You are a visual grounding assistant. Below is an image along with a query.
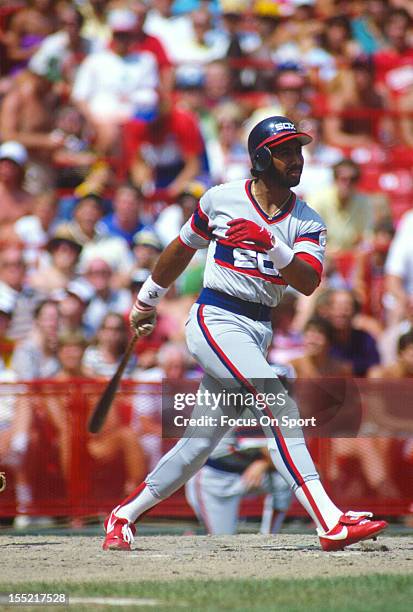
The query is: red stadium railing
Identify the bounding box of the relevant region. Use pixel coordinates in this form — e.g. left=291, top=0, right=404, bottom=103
left=0, top=379, right=412, bottom=521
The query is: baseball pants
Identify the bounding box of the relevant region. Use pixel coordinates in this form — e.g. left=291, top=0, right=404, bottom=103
left=144, top=304, right=322, bottom=510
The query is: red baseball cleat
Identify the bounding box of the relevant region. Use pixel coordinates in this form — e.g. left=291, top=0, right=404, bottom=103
left=318, top=511, right=388, bottom=552
left=102, top=507, right=136, bottom=551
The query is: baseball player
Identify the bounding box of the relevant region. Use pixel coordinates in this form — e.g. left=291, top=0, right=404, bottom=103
left=185, top=429, right=292, bottom=535
left=103, top=116, right=388, bottom=551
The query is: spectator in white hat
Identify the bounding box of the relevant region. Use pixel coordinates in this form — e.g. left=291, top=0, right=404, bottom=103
left=56, top=279, right=96, bottom=340
left=132, top=229, right=162, bottom=271
left=30, top=226, right=83, bottom=293
left=0, top=141, right=34, bottom=234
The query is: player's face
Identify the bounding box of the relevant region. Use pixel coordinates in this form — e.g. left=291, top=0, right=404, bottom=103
left=269, top=140, right=304, bottom=187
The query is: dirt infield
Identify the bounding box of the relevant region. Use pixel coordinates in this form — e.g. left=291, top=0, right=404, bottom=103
left=2, top=534, right=412, bottom=584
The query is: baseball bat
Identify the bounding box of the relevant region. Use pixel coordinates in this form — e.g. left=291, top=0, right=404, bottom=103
left=88, top=334, right=138, bottom=434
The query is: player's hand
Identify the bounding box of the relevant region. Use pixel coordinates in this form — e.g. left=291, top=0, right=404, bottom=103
left=226, top=218, right=275, bottom=251
left=241, top=459, right=269, bottom=490
left=129, top=301, right=157, bottom=337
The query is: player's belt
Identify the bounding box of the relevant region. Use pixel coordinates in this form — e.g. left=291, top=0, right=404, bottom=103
left=197, top=288, right=271, bottom=321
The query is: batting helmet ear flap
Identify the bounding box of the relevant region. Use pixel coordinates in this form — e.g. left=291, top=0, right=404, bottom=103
left=253, top=146, right=272, bottom=173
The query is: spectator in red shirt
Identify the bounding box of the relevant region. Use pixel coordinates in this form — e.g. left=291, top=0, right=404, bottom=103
left=374, top=9, right=413, bottom=100
left=399, top=85, right=413, bottom=148
left=123, top=100, right=205, bottom=199
left=353, top=219, right=394, bottom=323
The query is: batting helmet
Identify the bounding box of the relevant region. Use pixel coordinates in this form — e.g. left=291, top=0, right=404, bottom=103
left=248, top=116, right=312, bottom=174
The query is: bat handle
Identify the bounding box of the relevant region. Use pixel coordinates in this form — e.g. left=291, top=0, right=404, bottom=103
left=120, top=333, right=139, bottom=368
left=88, top=334, right=138, bottom=434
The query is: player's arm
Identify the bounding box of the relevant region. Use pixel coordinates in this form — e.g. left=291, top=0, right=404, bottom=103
left=131, top=197, right=212, bottom=336
left=274, top=257, right=320, bottom=296
left=144, top=237, right=196, bottom=298
left=131, top=238, right=196, bottom=336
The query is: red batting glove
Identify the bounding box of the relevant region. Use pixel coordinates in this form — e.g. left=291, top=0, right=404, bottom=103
left=226, top=218, right=275, bottom=251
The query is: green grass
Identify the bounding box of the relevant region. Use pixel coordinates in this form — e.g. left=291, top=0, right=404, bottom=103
left=1, top=575, right=412, bottom=612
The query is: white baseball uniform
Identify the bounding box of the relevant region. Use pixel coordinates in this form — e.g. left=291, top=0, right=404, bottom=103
left=116, top=179, right=341, bottom=534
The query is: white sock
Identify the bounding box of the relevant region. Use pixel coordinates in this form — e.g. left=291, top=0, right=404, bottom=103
left=15, top=483, right=32, bottom=511
left=295, top=479, right=342, bottom=533
left=11, top=432, right=28, bottom=454
left=115, top=483, right=158, bottom=523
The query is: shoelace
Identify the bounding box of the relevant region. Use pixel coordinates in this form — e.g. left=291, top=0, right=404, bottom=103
left=121, top=523, right=134, bottom=544
left=318, top=510, right=374, bottom=536
left=345, top=511, right=373, bottom=520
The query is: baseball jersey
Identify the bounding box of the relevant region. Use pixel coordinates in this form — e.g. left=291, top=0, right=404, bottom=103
left=179, top=179, right=326, bottom=307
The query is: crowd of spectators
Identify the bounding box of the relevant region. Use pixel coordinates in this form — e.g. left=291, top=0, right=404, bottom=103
left=1, top=0, right=413, bottom=522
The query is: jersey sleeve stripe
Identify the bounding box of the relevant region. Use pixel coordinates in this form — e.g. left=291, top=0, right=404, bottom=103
left=295, top=252, right=323, bottom=279
left=196, top=201, right=209, bottom=222
left=190, top=216, right=212, bottom=240
left=190, top=203, right=213, bottom=240
left=295, top=237, right=319, bottom=245
left=294, top=231, right=322, bottom=245
left=178, top=235, right=196, bottom=251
